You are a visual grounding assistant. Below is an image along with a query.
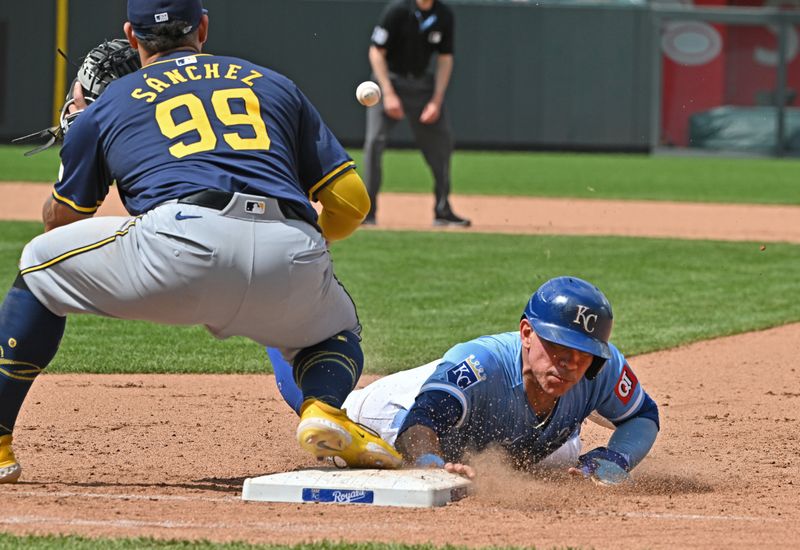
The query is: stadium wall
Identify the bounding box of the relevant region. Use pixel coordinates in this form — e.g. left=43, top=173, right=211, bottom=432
left=0, top=0, right=652, bottom=151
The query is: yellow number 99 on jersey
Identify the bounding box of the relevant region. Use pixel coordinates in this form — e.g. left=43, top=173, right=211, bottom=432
left=155, top=88, right=271, bottom=158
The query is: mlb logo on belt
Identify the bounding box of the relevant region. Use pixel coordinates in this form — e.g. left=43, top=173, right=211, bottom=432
left=245, top=200, right=266, bottom=214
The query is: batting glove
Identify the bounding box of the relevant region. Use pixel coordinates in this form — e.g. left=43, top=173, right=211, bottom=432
left=575, top=447, right=631, bottom=486
left=415, top=453, right=446, bottom=469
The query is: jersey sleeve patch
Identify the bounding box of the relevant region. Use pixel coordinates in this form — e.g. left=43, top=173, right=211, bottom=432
left=445, top=354, right=485, bottom=390
left=614, top=363, right=639, bottom=405
left=371, top=26, right=389, bottom=46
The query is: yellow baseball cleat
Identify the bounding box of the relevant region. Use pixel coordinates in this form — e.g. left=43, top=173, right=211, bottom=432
left=297, top=399, right=403, bottom=469
left=0, top=435, right=22, bottom=484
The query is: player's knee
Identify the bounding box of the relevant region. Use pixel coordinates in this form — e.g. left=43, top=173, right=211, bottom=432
left=19, top=234, right=49, bottom=268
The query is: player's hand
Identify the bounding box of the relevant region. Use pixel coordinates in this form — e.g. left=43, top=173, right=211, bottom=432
left=383, top=92, right=404, bottom=120
left=444, top=462, right=476, bottom=480
left=411, top=452, right=475, bottom=479
left=68, top=80, right=89, bottom=114
left=568, top=447, right=631, bottom=486
left=419, top=101, right=441, bottom=124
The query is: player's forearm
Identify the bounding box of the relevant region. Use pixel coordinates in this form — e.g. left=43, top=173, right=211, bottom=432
left=607, top=416, right=659, bottom=470
left=42, top=195, right=92, bottom=232
left=431, top=54, right=453, bottom=105
left=395, top=424, right=445, bottom=464
left=396, top=390, right=462, bottom=465
left=368, top=46, right=396, bottom=96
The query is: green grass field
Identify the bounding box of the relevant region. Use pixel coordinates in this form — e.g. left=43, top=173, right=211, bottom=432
left=2, top=145, right=799, bottom=204
left=2, top=220, right=797, bottom=375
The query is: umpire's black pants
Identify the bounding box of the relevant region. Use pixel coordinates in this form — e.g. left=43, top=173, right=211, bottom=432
left=362, top=73, right=454, bottom=220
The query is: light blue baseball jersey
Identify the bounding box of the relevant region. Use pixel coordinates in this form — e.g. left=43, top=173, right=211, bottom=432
left=408, top=331, right=653, bottom=465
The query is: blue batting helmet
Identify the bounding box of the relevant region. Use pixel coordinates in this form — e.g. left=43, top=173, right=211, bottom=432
left=523, top=276, right=613, bottom=380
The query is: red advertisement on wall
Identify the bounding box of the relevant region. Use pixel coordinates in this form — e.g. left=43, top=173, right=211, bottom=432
left=660, top=0, right=800, bottom=147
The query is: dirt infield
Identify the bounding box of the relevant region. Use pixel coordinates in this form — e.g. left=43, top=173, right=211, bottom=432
left=2, top=183, right=799, bottom=549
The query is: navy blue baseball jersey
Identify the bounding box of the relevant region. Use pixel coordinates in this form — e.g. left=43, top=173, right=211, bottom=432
left=404, top=331, right=658, bottom=465
left=56, top=51, right=354, bottom=218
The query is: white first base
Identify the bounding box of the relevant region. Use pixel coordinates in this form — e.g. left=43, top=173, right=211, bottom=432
left=242, top=468, right=471, bottom=508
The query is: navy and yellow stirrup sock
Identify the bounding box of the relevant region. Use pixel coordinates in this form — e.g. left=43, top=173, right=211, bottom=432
left=0, top=276, right=66, bottom=436
left=292, top=330, right=364, bottom=410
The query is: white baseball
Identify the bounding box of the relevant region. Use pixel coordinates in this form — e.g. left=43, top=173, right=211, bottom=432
left=356, top=81, right=381, bottom=107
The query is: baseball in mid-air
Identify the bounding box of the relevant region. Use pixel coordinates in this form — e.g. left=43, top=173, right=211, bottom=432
left=356, top=81, right=381, bottom=107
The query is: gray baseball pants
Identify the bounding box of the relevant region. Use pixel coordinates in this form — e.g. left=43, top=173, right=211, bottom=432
left=19, top=193, right=360, bottom=360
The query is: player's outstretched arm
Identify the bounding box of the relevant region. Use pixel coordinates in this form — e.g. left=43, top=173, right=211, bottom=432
left=395, top=424, right=476, bottom=479
left=395, top=424, right=442, bottom=463
left=569, top=415, right=659, bottom=486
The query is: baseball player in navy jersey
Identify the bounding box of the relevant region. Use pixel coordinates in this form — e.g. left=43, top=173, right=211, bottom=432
left=271, top=277, right=659, bottom=483
left=0, top=0, right=403, bottom=484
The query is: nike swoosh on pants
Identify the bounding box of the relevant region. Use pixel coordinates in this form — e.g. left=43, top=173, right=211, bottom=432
left=175, top=211, right=202, bottom=220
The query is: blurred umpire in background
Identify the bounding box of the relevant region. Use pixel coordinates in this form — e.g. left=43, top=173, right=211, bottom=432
left=363, top=0, right=470, bottom=227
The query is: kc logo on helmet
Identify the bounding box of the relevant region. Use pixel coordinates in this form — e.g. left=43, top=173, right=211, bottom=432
left=573, top=305, right=598, bottom=333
